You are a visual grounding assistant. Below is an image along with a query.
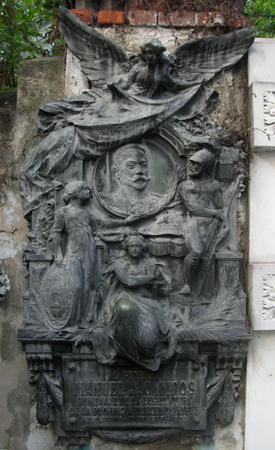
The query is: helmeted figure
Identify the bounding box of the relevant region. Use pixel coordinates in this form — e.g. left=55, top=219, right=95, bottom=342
left=179, top=149, right=224, bottom=295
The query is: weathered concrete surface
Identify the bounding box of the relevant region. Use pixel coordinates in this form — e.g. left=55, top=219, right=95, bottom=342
left=0, top=56, right=65, bottom=450
left=248, top=37, right=275, bottom=86
left=245, top=331, right=275, bottom=450
left=16, top=56, right=65, bottom=159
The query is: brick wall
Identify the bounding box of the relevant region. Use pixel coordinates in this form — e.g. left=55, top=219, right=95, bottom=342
left=71, top=0, right=249, bottom=28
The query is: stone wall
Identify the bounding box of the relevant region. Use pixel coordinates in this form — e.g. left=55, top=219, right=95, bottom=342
left=0, top=57, right=65, bottom=450
left=68, top=0, right=248, bottom=29
left=0, top=21, right=250, bottom=450
left=245, top=38, right=275, bottom=450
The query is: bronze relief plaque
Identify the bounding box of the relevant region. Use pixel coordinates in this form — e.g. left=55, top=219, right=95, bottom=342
left=62, top=358, right=207, bottom=431
left=93, top=137, right=178, bottom=218
left=18, top=8, right=254, bottom=447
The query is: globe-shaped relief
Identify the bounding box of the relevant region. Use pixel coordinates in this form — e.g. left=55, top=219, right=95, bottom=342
left=93, top=136, right=179, bottom=218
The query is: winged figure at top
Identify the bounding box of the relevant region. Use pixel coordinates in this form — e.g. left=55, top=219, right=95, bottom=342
left=19, top=7, right=254, bottom=217
left=58, top=7, right=253, bottom=99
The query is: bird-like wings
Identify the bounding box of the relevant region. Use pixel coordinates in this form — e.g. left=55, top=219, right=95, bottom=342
left=169, top=28, right=254, bottom=84
left=58, top=7, right=129, bottom=85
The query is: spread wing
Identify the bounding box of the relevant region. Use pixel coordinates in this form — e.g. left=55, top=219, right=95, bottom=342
left=169, top=28, right=254, bottom=84
left=58, top=7, right=129, bottom=84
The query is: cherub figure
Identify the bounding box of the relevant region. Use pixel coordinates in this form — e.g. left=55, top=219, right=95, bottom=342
left=119, top=38, right=200, bottom=98
left=58, top=7, right=254, bottom=101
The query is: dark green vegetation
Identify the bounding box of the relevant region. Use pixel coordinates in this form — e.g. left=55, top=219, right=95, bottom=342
left=245, top=0, right=275, bottom=37
left=0, top=0, right=69, bottom=91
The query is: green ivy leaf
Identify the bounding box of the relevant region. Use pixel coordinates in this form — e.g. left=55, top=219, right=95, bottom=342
left=20, top=50, right=33, bottom=60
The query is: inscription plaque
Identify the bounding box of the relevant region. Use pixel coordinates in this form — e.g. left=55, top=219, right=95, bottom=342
left=62, top=358, right=207, bottom=431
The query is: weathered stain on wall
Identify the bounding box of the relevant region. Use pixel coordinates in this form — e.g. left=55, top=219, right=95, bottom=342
left=0, top=56, right=65, bottom=450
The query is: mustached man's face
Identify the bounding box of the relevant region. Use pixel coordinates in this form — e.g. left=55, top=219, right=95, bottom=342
left=115, top=149, right=149, bottom=191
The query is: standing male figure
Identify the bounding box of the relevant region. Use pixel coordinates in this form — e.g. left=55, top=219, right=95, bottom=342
left=178, top=149, right=224, bottom=295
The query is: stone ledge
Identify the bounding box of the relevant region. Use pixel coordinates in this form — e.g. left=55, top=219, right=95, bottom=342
left=248, top=38, right=275, bottom=86
left=17, top=57, right=65, bottom=112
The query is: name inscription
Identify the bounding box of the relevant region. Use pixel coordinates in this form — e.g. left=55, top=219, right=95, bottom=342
left=62, top=358, right=207, bottom=431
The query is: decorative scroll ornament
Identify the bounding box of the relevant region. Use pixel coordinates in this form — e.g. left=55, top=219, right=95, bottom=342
left=263, top=273, right=275, bottom=320
left=264, top=91, right=275, bottom=136
left=18, top=9, right=254, bottom=448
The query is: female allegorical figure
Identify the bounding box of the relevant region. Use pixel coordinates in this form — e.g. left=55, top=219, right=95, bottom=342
left=97, top=232, right=176, bottom=370
left=49, top=180, right=97, bottom=325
